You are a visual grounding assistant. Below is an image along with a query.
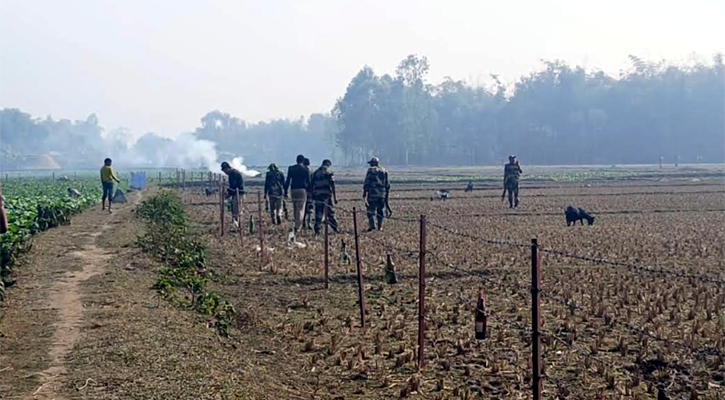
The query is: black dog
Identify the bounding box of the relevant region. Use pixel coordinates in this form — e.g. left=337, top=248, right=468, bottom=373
left=565, top=206, right=595, bottom=226
left=205, top=187, right=219, bottom=197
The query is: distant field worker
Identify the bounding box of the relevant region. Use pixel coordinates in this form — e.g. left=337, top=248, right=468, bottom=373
left=285, top=155, right=311, bottom=232
left=0, top=180, right=8, bottom=234
left=264, top=163, right=285, bottom=225
left=311, top=159, right=339, bottom=235
left=502, top=155, right=523, bottom=208
left=100, top=158, right=121, bottom=213
left=221, top=162, right=245, bottom=228
left=68, top=188, right=82, bottom=198
left=303, top=158, right=314, bottom=230
left=363, top=157, right=390, bottom=232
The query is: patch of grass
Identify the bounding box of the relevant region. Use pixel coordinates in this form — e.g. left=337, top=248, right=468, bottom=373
left=137, top=191, right=235, bottom=336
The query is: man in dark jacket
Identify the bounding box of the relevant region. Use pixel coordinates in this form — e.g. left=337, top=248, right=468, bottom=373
left=363, top=157, right=390, bottom=231
left=311, top=159, right=339, bottom=235
left=303, top=158, right=314, bottom=230
left=264, top=163, right=285, bottom=225
left=221, top=161, right=245, bottom=227
left=285, top=155, right=311, bottom=232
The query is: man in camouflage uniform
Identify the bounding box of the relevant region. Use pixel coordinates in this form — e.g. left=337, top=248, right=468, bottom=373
left=311, top=159, right=339, bottom=235
left=502, top=155, right=523, bottom=208
left=363, top=157, right=390, bottom=232
left=264, top=163, right=285, bottom=225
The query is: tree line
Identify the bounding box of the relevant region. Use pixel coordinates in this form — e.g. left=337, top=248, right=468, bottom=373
left=1, top=54, right=723, bottom=169
left=333, top=54, right=725, bottom=166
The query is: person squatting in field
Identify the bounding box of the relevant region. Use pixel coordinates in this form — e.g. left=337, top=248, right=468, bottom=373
left=264, top=163, right=285, bottom=225
left=221, top=161, right=245, bottom=228
left=100, top=158, right=121, bottom=213
left=311, top=159, right=339, bottom=235
left=363, top=157, right=391, bottom=232
left=285, top=155, right=311, bottom=232
left=502, top=155, right=523, bottom=208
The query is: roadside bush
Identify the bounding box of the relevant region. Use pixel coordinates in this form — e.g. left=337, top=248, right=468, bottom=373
left=137, top=191, right=235, bottom=336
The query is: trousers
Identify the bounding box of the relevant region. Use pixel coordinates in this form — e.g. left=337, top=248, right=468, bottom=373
left=314, top=195, right=338, bottom=234
left=366, top=197, right=385, bottom=229
left=290, top=189, right=307, bottom=231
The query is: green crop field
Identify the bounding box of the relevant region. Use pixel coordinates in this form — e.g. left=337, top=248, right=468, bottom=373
left=1, top=177, right=103, bottom=299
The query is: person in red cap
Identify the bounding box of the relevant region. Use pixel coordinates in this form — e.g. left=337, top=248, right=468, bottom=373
left=363, top=157, right=390, bottom=231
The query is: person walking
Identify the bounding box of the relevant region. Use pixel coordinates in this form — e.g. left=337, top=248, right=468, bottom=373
left=221, top=161, right=245, bottom=228
left=284, top=155, right=311, bottom=232
left=502, top=155, right=523, bottom=208
left=363, top=157, right=390, bottom=231
left=303, top=158, right=314, bottom=230
left=311, top=159, right=339, bottom=235
left=264, top=163, right=285, bottom=225
left=100, top=158, right=121, bottom=213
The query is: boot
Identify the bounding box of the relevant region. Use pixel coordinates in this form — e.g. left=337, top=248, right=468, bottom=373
left=367, top=216, right=376, bottom=232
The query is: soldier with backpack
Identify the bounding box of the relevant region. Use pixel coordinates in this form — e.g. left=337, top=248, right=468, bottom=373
left=311, top=159, right=339, bottom=235
left=264, top=163, right=285, bottom=225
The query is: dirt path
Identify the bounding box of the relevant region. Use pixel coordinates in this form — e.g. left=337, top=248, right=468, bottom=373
left=29, top=227, right=114, bottom=400
left=0, top=194, right=142, bottom=399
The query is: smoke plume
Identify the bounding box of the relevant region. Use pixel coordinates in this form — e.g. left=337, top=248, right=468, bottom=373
left=231, top=156, right=260, bottom=177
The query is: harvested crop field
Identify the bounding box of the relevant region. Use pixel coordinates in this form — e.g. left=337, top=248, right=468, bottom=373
left=169, top=166, right=725, bottom=399
left=2, top=166, right=724, bottom=400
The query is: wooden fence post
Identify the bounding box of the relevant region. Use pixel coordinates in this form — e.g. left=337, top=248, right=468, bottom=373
left=531, top=238, right=542, bottom=400
left=352, top=207, right=367, bottom=329
left=237, top=188, right=244, bottom=247
left=219, top=180, right=225, bottom=237
left=418, top=215, right=427, bottom=369
left=257, top=191, right=265, bottom=269
left=324, top=205, right=329, bottom=289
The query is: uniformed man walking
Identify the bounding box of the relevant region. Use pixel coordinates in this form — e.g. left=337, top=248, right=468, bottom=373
left=264, top=163, right=285, bottom=225
left=221, top=161, right=245, bottom=227
left=502, top=155, right=522, bottom=208
left=311, top=159, right=339, bottom=235
left=363, top=157, right=390, bottom=232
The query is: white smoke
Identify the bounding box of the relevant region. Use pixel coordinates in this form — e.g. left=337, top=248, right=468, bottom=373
left=231, top=156, right=260, bottom=177
left=99, top=131, right=260, bottom=175
left=170, top=134, right=218, bottom=171
left=108, top=132, right=220, bottom=171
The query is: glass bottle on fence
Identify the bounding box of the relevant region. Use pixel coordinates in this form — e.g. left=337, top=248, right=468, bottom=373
left=475, top=291, right=487, bottom=340
left=384, top=254, right=398, bottom=284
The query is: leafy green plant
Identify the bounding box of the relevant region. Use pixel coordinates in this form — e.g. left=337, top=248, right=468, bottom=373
left=1, top=178, right=102, bottom=298
left=137, top=191, right=235, bottom=336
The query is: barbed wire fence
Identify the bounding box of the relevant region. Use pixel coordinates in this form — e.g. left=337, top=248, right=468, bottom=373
left=174, top=173, right=722, bottom=399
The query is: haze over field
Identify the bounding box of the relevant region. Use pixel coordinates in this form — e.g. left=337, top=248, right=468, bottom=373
left=0, top=0, right=723, bottom=170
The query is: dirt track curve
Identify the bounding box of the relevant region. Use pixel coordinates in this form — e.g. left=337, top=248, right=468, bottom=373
left=0, top=192, right=142, bottom=399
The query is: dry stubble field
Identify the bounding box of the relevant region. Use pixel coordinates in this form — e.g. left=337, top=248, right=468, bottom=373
left=174, top=167, right=724, bottom=400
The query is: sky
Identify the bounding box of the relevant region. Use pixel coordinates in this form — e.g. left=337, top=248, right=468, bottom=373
left=1, top=0, right=723, bottom=139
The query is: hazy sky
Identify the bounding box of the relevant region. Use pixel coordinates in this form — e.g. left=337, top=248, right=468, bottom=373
left=1, top=0, right=723, bottom=139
